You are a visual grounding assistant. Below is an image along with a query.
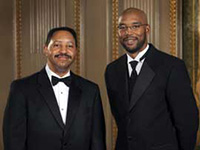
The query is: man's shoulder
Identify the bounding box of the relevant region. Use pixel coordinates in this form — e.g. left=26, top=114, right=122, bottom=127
left=106, top=54, right=126, bottom=70
left=149, top=44, right=184, bottom=64
left=11, top=70, right=42, bottom=88
left=72, top=73, right=99, bottom=90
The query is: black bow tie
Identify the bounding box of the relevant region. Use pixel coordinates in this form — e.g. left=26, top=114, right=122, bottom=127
left=51, top=76, right=72, bottom=87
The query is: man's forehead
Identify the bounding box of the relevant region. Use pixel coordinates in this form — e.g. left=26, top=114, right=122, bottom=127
left=119, top=21, right=142, bottom=25
left=51, top=32, right=75, bottom=41
left=53, top=30, right=71, bottom=35
left=49, top=39, right=75, bottom=45
left=51, top=30, right=74, bottom=39
left=118, top=15, right=143, bottom=25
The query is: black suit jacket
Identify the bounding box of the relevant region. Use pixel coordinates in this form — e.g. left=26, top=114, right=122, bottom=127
left=3, top=68, right=106, bottom=150
left=105, top=44, right=199, bottom=150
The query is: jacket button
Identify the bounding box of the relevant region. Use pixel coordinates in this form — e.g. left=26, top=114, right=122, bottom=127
left=127, top=136, right=132, bottom=141
left=64, top=143, right=67, bottom=146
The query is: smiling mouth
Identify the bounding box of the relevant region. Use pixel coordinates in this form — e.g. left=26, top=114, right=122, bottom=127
left=124, top=38, right=137, bottom=45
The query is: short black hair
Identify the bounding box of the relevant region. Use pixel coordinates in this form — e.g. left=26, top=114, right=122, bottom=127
left=45, top=26, right=78, bottom=47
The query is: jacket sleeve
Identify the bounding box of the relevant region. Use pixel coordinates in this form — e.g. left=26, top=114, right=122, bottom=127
left=3, top=81, right=27, bottom=150
left=90, top=86, right=106, bottom=150
left=166, top=60, right=199, bottom=150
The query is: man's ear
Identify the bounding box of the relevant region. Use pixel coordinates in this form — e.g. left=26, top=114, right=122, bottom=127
left=146, top=24, right=150, bottom=34
left=43, top=45, right=49, bottom=57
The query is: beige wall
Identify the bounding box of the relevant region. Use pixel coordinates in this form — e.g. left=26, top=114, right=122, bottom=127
left=0, top=0, right=182, bottom=150
left=0, top=0, right=14, bottom=149
left=83, top=0, right=112, bottom=149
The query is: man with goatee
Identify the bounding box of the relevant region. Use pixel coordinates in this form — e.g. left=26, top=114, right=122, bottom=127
left=105, top=7, right=199, bottom=150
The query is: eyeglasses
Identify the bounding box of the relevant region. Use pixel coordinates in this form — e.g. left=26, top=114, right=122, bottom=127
left=118, top=24, right=148, bottom=32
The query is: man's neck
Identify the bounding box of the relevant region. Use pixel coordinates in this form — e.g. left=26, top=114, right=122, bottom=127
left=128, top=44, right=149, bottom=59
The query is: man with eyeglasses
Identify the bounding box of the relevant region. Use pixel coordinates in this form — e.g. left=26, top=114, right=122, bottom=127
left=105, top=7, right=199, bottom=150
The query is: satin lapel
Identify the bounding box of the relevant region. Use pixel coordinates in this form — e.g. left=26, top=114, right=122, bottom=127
left=116, top=55, right=129, bottom=109
left=37, top=68, right=65, bottom=129
left=129, top=59, right=155, bottom=111
left=64, top=73, right=82, bottom=135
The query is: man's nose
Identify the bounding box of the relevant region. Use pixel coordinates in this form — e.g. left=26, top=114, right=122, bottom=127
left=125, top=27, right=133, bottom=35
left=60, top=46, right=68, bottom=52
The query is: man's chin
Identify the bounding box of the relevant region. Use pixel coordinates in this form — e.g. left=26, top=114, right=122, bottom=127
left=56, top=64, right=70, bottom=72
left=125, top=47, right=139, bottom=54
left=122, top=44, right=138, bottom=54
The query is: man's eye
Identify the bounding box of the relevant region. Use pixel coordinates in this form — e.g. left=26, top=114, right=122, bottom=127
left=132, top=25, right=140, bottom=29
left=119, top=26, right=126, bottom=30
left=68, top=45, right=73, bottom=48
left=53, top=44, right=60, bottom=47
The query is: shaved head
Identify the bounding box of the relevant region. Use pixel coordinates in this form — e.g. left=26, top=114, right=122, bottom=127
left=119, top=7, right=148, bottom=24
left=118, top=7, right=150, bottom=57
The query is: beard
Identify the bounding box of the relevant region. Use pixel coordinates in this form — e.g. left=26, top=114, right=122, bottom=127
left=121, top=34, right=147, bottom=54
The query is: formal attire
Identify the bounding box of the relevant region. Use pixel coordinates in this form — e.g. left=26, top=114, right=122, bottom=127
left=3, top=66, right=106, bottom=150
left=105, top=44, right=199, bottom=150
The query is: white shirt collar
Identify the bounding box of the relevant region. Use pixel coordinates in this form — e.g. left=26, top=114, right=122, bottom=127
left=45, top=64, right=70, bottom=83
left=126, top=44, right=149, bottom=63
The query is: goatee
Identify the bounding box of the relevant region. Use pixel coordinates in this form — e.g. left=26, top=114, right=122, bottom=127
left=121, top=34, right=147, bottom=54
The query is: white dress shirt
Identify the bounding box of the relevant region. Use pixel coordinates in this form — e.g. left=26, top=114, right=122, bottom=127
left=45, top=65, right=70, bottom=124
left=127, top=44, right=149, bottom=77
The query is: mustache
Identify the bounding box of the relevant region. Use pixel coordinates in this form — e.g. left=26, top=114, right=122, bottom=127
left=54, top=53, right=72, bottom=59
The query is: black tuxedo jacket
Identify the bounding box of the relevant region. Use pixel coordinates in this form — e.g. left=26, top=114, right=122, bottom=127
left=105, top=44, right=199, bottom=150
left=3, top=68, right=106, bottom=150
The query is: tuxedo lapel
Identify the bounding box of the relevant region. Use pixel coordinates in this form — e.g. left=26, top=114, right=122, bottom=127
left=129, top=61, right=155, bottom=111
left=37, top=68, right=65, bottom=129
left=115, top=55, right=129, bottom=109
left=64, top=72, right=82, bottom=135
left=129, top=45, right=159, bottom=111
